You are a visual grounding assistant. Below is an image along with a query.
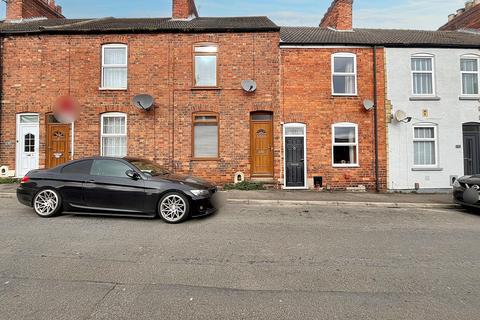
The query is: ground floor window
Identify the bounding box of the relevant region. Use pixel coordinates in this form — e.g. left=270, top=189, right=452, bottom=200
left=101, top=113, right=127, bottom=157
left=193, top=113, right=218, bottom=159
left=413, top=125, right=437, bottom=166
left=332, top=123, right=358, bottom=167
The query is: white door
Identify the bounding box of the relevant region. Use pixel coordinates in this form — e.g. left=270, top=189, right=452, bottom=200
left=16, top=114, right=40, bottom=177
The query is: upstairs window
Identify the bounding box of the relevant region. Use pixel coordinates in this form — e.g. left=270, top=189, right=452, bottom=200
left=193, top=113, right=219, bottom=159
left=332, top=123, right=358, bottom=167
left=194, top=44, right=218, bottom=87
left=413, top=125, right=437, bottom=167
left=102, top=44, right=128, bottom=89
left=461, top=56, right=479, bottom=96
left=101, top=113, right=127, bottom=157
left=332, top=53, right=357, bottom=95
left=411, top=55, right=435, bottom=96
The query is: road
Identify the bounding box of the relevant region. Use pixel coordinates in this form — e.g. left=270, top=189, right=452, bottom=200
left=0, top=196, right=479, bottom=319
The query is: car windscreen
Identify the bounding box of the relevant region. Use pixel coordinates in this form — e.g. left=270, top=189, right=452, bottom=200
left=127, top=159, right=169, bottom=177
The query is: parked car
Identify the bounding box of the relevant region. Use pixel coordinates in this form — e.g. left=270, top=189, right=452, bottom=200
left=17, top=157, right=217, bottom=223
left=453, top=176, right=480, bottom=209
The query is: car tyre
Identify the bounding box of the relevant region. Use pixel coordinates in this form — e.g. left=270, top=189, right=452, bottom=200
left=158, top=192, right=190, bottom=224
left=33, top=188, right=63, bottom=218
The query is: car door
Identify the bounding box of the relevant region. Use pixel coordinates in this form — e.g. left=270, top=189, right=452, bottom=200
left=59, top=160, right=93, bottom=208
left=83, top=159, right=146, bottom=214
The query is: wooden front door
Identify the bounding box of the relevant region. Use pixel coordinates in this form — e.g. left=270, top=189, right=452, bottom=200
left=250, top=113, right=274, bottom=177
left=46, top=116, right=71, bottom=168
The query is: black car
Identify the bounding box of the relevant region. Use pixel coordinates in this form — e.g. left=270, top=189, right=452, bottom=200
left=17, top=157, right=217, bottom=223
left=453, top=175, right=480, bottom=208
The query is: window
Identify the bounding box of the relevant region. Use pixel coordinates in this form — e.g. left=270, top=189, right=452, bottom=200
left=411, top=55, right=435, bottom=96
left=461, top=56, right=479, bottom=96
left=193, top=113, right=219, bottom=158
left=413, top=126, right=437, bottom=167
left=332, top=53, right=357, bottom=95
left=101, top=44, right=128, bottom=89
left=332, top=123, right=358, bottom=166
left=194, top=44, right=218, bottom=87
left=24, top=133, right=35, bottom=152
left=61, top=160, right=93, bottom=175
left=20, top=115, right=39, bottom=123
left=91, top=160, right=132, bottom=178
left=101, top=113, right=127, bottom=157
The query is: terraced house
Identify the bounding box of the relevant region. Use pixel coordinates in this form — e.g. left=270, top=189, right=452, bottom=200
left=1, top=0, right=480, bottom=192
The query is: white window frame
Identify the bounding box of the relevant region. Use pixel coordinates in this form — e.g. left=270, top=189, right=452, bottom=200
left=412, top=124, right=438, bottom=168
left=460, top=55, right=480, bottom=97
left=331, top=53, right=358, bottom=96
left=331, top=122, right=359, bottom=167
left=194, top=44, right=218, bottom=88
left=411, top=54, right=436, bottom=97
left=101, top=44, right=128, bottom=90
left=100, top=112, right=127, bottom=157
left=283, top=123, right=308, bottom=190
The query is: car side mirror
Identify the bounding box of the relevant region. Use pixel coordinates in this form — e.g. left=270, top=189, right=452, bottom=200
left=126, top=170, right=140, bottom=180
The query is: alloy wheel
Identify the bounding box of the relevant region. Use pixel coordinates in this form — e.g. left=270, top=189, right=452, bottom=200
left=34, top=190, right=59, bottom=217
left=160, top=194, right=187, bottom=222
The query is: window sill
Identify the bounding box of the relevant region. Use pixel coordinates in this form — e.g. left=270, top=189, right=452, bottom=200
left=99, top=87, right=128, bottom=91
left=409, top=96, right=441, bottom=101
left=459, top=96, right=480, bottom=100
left=191, top=87, right=222, bottom=91
left=191, top=158, right=220, bottom=161
left=332, top=94, right=358, bottom=97
left=332, top=164, right=360, bottom=168
left=411, top=167, right=443, bottom=171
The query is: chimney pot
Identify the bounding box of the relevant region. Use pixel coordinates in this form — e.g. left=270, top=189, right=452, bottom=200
left=448, top=13, right=456, bottom=21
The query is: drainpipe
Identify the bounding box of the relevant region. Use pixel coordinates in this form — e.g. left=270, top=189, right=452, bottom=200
left=373, top=46, right=380, bottom=192
left=0, top=36, right=3, bottom=165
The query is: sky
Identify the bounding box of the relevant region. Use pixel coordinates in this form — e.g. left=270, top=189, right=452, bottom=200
left=0, top=0, right=467, bottom=30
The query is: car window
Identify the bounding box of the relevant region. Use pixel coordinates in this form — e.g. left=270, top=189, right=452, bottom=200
left=91, top=160, right=132, bottom=178
left=61, top=160, right=93, bottom=175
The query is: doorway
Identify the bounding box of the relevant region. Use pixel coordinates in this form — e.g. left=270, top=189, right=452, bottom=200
left=250, top=112, right=274, bottom=177
left=283, top=123, right=307, bottom=188
left=463, top=123, right=480, bottom=175
left=46, top=114, right=71, bottom=168
left=16, top=114, right=40, bottom=177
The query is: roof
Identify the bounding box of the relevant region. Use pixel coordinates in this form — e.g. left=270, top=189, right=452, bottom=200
left=0, top=16, right=279, bottom=34
left=280, top=27, right=480, bottom=48
left=439, top=4, right=480, bottom=31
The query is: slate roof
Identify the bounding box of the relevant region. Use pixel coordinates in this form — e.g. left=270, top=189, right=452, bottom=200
left=281, top=27, right=480, bottom=48
left=0, top=16, right=279, bottom=34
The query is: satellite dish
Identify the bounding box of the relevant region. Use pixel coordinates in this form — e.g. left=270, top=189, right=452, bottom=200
left=394, top=110, right=412, bottom=123
left=363, top=99, right=374, bottom=111
left=241, top=80, right=257, bottom=93
left=132, top=94, right=154, bottom=111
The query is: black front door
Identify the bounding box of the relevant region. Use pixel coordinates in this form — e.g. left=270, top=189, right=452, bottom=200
left=463, top=124, right=480, bottom=175
left=285, top=137, right=305, bottom=187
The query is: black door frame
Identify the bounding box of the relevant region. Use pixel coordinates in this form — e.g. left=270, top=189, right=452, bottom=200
left=283, top=123, right=307, bottom=189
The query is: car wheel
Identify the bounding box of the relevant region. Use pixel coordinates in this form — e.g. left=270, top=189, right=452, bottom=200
left=158, top=192, right=190, bottom=224
left=33, top=189, right=63, bottom=218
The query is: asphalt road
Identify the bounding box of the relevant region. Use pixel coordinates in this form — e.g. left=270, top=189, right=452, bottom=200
left=0, top=197, right=479, bottom=320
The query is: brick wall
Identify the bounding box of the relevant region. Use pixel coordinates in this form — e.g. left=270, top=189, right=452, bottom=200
left=172, top=0, right=198, bottom=19
left=319, top=0, right=353, bottom=31
left=0, top=32, right=281, bottom=184
left=281, top=47, right=387, bottom=190
left=6, top=0, right=64, bottom=21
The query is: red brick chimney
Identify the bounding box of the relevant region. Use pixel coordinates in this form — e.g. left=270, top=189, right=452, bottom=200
left=319, top=0, right=353, bottom=31
left=6, top=0, right=64, bottom=21
left=172, top=0, right=198, bottom=20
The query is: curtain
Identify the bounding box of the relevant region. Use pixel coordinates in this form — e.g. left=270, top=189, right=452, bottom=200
left=333, top=57, right=356, bottom=94
left=103, top=47, right=127, bottom=88
left=414, top=128, right=435, bottom=166
left=412, top=58, right=433, bottom=95
left=461, top=59, right=479, bottom=95
left=104, top=48, right=127, bottom=65
left=194, top=123, right=218, bottom=158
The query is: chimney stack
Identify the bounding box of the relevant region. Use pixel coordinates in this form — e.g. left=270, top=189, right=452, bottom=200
left=319, top=0, right=353, bottom=31
left=172, top=0, right=198, bottom=20
left=6, top=0, right=64, bottom=21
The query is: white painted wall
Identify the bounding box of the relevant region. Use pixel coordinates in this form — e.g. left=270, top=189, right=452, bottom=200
left=386, top=47, right=480, bottom=190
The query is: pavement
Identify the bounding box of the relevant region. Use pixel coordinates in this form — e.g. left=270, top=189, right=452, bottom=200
left=0, top=183, right=455, bottom=208
left=0, top=197, right=479, bottom=319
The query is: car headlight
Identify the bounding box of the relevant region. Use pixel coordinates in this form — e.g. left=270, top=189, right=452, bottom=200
left=190, top=189, right=209, bottom=197
left=453, top=180, right=461, bottom=188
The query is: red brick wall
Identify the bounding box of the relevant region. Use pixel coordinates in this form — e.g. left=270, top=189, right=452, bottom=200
left=439, top=4, right=480, bottom=30
left=172, top=0, right=198, bottom=19
left=0, top=32, right=280, bottom=184
left=280, top=47, right=387, bottom=190
left=6, top=0, right=64, bottom=21
left=319, top=0, right=353, bottom=30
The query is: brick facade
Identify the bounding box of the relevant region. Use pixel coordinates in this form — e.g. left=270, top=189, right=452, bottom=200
left=172, top=0, right=198, bottom=19
left=319, top=0, right=353, bottom=31
left=6, top=0, right=63, bottom=21
left=280, top=47, right=387, bottom=190
left=0, top=32, right=281, bottom=184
